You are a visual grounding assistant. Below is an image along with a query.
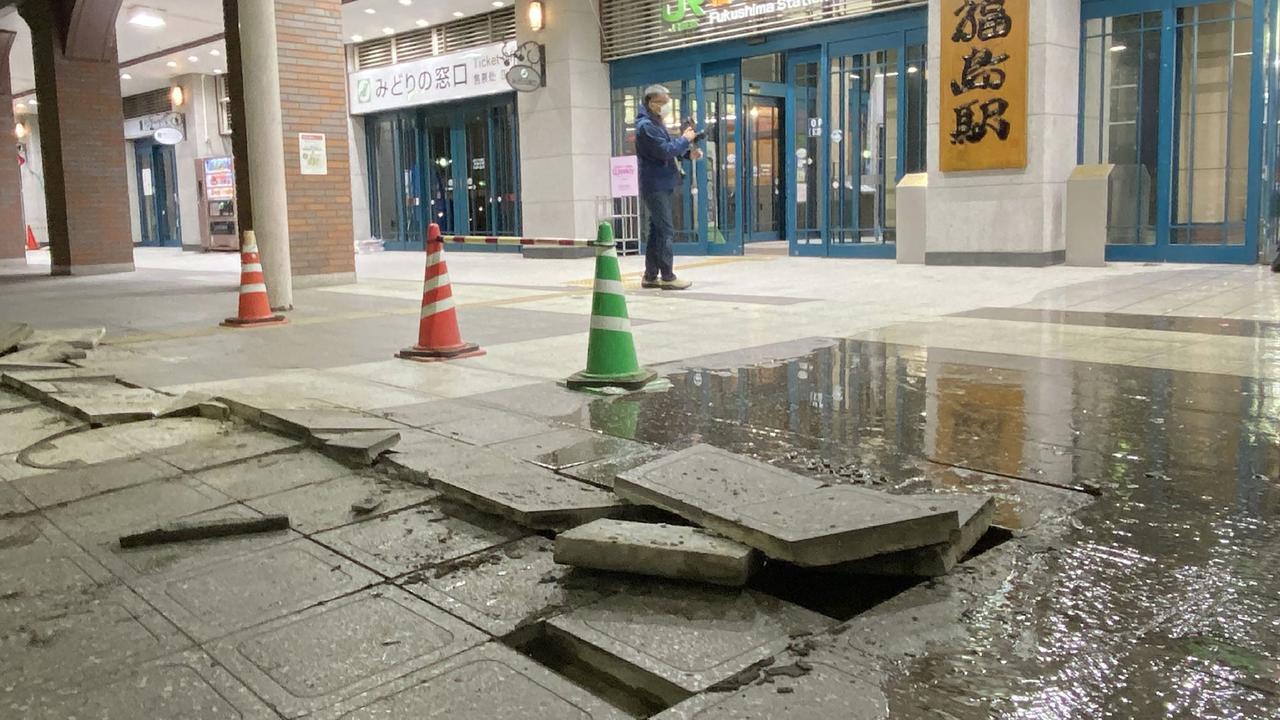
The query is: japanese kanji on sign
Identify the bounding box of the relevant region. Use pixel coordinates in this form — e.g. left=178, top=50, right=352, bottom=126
left=939, top=0, right=1029, bottom=172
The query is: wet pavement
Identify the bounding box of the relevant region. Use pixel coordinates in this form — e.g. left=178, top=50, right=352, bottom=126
left=561, top=338, right=1280, bottom=718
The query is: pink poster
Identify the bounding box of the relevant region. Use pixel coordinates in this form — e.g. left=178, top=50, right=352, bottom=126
left=610, top=156, right=639, bottom=198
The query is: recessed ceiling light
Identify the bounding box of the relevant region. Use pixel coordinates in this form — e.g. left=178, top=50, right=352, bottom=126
left=492, top=1, right=504, bottom=6
left=415, top=19, right=429, bottom=27
left=399, top=0, right=412, bottom=5
left=187, top=55, right=199, bottom=62
left=382, top=27, right=394, bottom=35
left=120, top=72, right=132, bottom=80
left=127, top=8, right=166, bottom=28
left=213, top=68, right=224, bottom=74
left=209, top=49, right=221, bottom=56
left=453, top=10, right=465, bottom=17
left=351, top=34, right=364, bottom=42
left=27, top=99, right=36, bottom=106
left=15, top=103, right=26, bottom=111
left=166, top=60, right=177, bottom=68
left=364, top=7, right=376, bottom=14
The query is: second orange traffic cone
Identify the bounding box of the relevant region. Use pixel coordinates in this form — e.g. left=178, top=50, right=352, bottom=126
left=221, top=231, right=287, bottom=328
left=25, top=226, right=37, bottom=250
left=397, top=223, right=484, bottom=362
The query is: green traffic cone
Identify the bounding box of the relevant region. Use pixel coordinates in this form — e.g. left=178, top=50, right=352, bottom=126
left=566, top=223, right=657, bottom=391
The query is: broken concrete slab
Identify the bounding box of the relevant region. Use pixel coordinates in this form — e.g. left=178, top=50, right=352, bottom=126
left=561, top=449, right=669, bottom=490
left=206, top=586, right=487, bottom=719
left=831, top=494, right=996, bottom=577
left=11, top=455, right=181, bottom=508
left=1, top=368, right=120, bottom=400
left=556, top=519, right=757, bottom=587
left=0, top=322, right=33, bottom=354
left=652, top=659, right=887, bottom=720
left=489, top=428, right=655, bottom=471
left=119, top=514, right=291, bottom=549
left=391, top=442, right=626, bottom=530
left=246, top=472, right=437, bottom=535
left=45, top=386, right=175, bottom=426
left=157, top=392, right=231, bottom=420
left=133, top=539, right=380, bottom=642
left=151, top=427, right=299, bottom=472
left=255, top=408, right=404, bottom=441
left=22, top=417, right=231, bottom=470
left=382, top=399, right=560, bottom=446
left=192, top=450, right=352, bottom=501
left=312, top=502, right=525, bottom=578
left=22, top=326, right=106, bottom=350
left=0, top=405, right=81, bottom=455
left=0, top=481, right=35, bottom=518
left=616, top=445, right=960, bottom=566
left=317, top=429, right=402, bottom=466
left=0, top=389, right=35, bottom=411
left=545, top=584, right=830, bottom=705
left=309, top=643, right=630, bottom=720
left=1, top=649, right=281, bottom=720
left=402, top=536, right=616, bottom=637
left=0, top=342, right=87, bottom=366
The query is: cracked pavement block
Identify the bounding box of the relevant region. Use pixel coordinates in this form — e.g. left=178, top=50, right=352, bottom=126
left=489, top=428, right=655, bottom=471
left=25, top=417, right=232, bottom=470
left=546, top=584, right=830, bottom=704
left=207, top=586, right=486, bottom=718
left=193, top=450, right=353, bottom=501
left=23, top=326, right=106, bottom=350
left=135, top=539, right=381, bottom=642
left=0, top=405, right=81, bottom=455
left=382, top=400, right=559, bottom=446
left=247, top=473, right=437, bottom=535
left=0, top=389, right=35, bottom=411
left=1, top=649, right=279, bottom=720
left=257, top=408, right=404, bottom=440
left=45, top=386, right=175, bottom=426
left=314, top=502, right=525, bottom=579
left=317, top=429, right=402, bottom=465
left=402, top=536, right=615, bottom=637
left=43, top=477, right=235, bottom=544
left=151, top=428, right=300, bottom=472
left=555, top=519, right=758, bottom=587
left=833, top=493, right=996, bottom=577
left=1, top=368, right=118, bottom=399
left=310, top=643, right=631, bottom=720
left=561, top=449, right=669, bottom=490
left=653, top=660, right=887, bottom=720
left=11, top=455, right=181, bottom=509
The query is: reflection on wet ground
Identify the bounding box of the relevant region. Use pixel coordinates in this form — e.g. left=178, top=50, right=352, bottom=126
left=576, top=338, right=1280, bottom=718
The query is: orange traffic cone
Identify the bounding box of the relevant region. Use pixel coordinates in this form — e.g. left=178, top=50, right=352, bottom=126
left=25, top=226, right=37, bottom=250
left=397, top=223, right=483, bottom=362
left=221, top=231, right=287, bottom=328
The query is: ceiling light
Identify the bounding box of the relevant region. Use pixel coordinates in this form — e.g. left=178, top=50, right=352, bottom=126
left=209, top=49, right=221, bottom=57
left=351, top=34, right=364, bottom=42
left=1109, top=44, right=1127, bottom=52
left=399, top=0, right=412, bottom=5
left=187, top=55, right=199, bottom=62
left=166, top=60, right=177, bottom=68
left=492, top=1, right=505, bottom=6
left=364, top=7, right=376, bottom=14
left=382, top=27, right=394, bottom=35
left=127, top=8, right=166, bottom=28
left=453, top=11, right=465, bottom=17
left=415, top=19, right=429, bottom=27
left=120, top=73, right=132, bottom=80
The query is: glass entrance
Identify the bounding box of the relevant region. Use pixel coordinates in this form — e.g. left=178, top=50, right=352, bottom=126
left=1081, top=0, right=1263, bottom=263
left=134, top=140, right=180, bottom=247
left=744, top=96, right=784, bottom=242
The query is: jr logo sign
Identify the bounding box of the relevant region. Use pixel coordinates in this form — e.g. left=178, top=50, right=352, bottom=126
left=662, top=0, right=706, bottom=31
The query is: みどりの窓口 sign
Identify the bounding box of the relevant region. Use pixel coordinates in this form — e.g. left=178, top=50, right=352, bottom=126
left=939, top=0, right=1029, bottom=172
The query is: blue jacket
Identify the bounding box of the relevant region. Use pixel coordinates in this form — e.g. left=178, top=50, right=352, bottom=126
left=635, top=109, right=691, bottom=194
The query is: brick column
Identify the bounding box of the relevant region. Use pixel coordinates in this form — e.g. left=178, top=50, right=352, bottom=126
left=0, top=31, right=26, bottom=266
left=21, top=1, right=134, bottom=276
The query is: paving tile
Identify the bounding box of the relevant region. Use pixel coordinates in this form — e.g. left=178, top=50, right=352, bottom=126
left=0, top=389, right=35, bottom=411
left=382, top=399, right=559, bottom=446
left=1, top=649, right=279, bottom=720
left=11, top=455, right=181, bottom=509
left=247, top=473, right=438, bottom=535
left=489, top=428, right=654, bottom=470
left=45, top=386, right=175, bottom=426
left=23, top=417, right=232, bottom=470
left=207, top=586, right=486, bottom=718
left=0, top=584, right=189, bottom=694
left=314, top=502, right=526, bottom=579
left=546, top=584, right=831, bottom=703
left=317, top=429, right=402, bottom=465
left=0, top=481, right=34, bottom=518
left=617, top=446, right=960, bottom=566
left=310, top=642, right=630, bottom=720
left=0, top=517, right=118, bottom=631
left=0, top=405, right=80, bottom=455
left=653, top=660, right=886, bottom=720
left=0, top=454, right=49, bottom=483
left=152, top=428, right=300, bottom=472
left=834, top=494, right=995, bottom=577
left=555, top=520, right=757, bottom=587
left=257, top=407, right=405, bottom=441
left=44, top=477, right=235, bottom=545
left=402, top=536, right=616, bottom=637
left=192, top=449, right=353, bottom=501
left=135, top=539, right=380, bottom=642
left=561, top=449, right=670, bottom=489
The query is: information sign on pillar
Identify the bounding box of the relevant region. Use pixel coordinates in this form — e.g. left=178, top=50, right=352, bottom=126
left=938, top=0, right=1029, bottom=172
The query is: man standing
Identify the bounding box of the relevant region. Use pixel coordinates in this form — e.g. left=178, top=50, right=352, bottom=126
left=636, top=85, right=700, bottom=290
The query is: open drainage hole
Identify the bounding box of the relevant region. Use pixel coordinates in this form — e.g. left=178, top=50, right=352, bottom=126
left=503, top=621, right=689, bottom=719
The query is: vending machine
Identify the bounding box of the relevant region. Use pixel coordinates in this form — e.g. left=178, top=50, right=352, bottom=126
left=196, top=156, right=238, bottom=251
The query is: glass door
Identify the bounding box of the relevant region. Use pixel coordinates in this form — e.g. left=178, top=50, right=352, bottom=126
left=789, top=50, right=822, bottom=256
left=134, top=140, right=180, bottom=247
left=1081, top=0, right=1263, bottom=263
left=827, top=35, right=901, bottom=258
left=744, top=96, right=784, bottom=242
left=398, top=115, right=425, bottom=249
left=702, top=67, right=743, bottom=255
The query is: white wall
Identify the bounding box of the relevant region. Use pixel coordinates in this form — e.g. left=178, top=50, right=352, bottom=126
left=175, top=73, right=234, bottom=250
left=348, top=114, right=372, bottom=245
left=16, top=112, right=47, bottom=247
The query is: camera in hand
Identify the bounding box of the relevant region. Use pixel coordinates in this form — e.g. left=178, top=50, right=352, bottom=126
left=682, top=117, right=707, bottom=143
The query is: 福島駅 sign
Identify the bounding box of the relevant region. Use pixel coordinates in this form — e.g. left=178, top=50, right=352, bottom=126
left=349, top=41, right=518, bottom=115
left=662, top=0, right=822, bottom=34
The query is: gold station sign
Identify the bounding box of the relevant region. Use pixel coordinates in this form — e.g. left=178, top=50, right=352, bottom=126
left=938, top=0, right=1029, bottom=172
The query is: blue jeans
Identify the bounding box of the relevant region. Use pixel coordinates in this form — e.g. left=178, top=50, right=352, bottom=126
left=642, top=190, right=676, bottom=282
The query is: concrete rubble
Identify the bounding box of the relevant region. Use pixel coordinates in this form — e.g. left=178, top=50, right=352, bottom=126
left=556, top=519, right=758, bottom=587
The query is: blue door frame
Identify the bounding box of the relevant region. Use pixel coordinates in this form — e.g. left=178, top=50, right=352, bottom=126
left=610, top=7, right=927, bottom=258
left=134, top=140, right=181, bottom=248
left=1081, top=0, right=1270, bottom=264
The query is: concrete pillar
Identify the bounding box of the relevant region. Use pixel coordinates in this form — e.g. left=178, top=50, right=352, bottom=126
left=924, top=0, right=1080, bottom=267
left=20, top=0, right=135, bottom=275
left=895, top=173, right=928, bottom=265
left=1065, top=164, right=1111, bottom=267
left=515, top=0, right=613, bottom=239
left=234, top=0, right=294, bottom=308
left=0, top=31, right=25, bottom=266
